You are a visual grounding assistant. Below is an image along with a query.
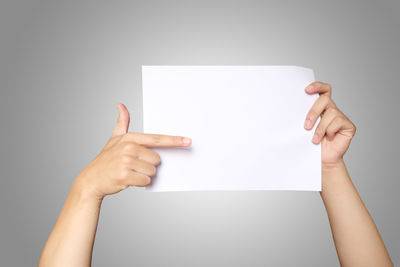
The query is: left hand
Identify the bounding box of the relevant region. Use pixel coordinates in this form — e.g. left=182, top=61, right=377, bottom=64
left=304, top=82, right=356, bottom=169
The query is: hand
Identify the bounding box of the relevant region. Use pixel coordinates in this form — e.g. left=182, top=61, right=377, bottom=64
left=304, top=82, right=356, bottom=169
left=73, top=103, right=192, bottom=199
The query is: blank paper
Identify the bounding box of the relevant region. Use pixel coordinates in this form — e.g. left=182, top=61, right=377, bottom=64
left=142, top=66, right=321, bottom=191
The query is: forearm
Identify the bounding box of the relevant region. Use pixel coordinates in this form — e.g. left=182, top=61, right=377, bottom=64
left=38, top=180, right=102, bottom=267
left=321, top=159, right=392, bottom=267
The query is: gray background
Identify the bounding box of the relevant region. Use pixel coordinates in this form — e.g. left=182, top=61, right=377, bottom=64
left=0, top=0, right=399, bottom=266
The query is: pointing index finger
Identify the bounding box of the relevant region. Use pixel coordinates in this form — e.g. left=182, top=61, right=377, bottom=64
left=124, top=132, right=192, bottom=148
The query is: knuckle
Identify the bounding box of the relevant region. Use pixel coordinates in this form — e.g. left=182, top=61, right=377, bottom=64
left=119, top=169, right=131, bottom=182
left=152, top=135, right=162, bottom=146
left=327, top=106, right=339, bottom=116
left=153, top=152, right=161, bottom=165
left=314, top=81, right=322, bottom=86
left=336, top=116, right=345, bottom=123
left=122, top=143, right=136, bottom=153
left=326, top=83, right=332, bottom=91
left=315, top=124, right=324, bottom=135
left=174, top=136, right=183, bottom=144
left=320, top=94, right=330, bottom=103
left=148, top=165, right=157, bottom=176
left=307, top=111, right=318, bottom=120
left=121, top=155, right=132, bottom=164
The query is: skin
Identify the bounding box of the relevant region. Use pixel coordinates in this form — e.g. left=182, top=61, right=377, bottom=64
left=304, top=82, right=393, bottom=267
left=38, top=84, right=393, bottom=267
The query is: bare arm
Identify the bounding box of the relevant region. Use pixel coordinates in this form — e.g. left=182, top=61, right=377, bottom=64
left=38, top=104, right=192, bottom=267
left=38, top=185, right=102, bottom=267
left=304, top=82, right=393, bottom=267
left=321, top=160, right=392, bottom=267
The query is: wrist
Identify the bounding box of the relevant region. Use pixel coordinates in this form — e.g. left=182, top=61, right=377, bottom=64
left=321, top=158, right=352, bottom=194
left=322, top=158, right=346, bottom=173
left=71, top=174, right=105, bottom=204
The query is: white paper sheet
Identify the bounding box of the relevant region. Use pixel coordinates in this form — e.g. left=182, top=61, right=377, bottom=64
left=142, top=66, right=321, bottom=191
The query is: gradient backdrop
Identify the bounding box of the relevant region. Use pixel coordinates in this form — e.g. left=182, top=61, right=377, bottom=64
left=0, top=0, right=399, bottom=266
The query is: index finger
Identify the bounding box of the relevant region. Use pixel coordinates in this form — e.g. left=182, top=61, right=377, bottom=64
left=124, top=132, right=192, bottom=148
left=305, top=81, right=332, bottom=97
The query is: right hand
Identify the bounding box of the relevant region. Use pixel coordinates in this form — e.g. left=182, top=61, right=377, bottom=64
left=73, top=103, right=191, bottom=199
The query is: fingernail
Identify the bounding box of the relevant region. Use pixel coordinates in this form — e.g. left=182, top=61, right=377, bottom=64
left=304, top=119, right=312, bottom=129
left=182, top=137, right=192, bottom=146
left=312, top=134, right=319, bottom=144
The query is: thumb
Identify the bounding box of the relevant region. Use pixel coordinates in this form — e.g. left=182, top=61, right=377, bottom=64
left=112, top=103, right=130, bottom=136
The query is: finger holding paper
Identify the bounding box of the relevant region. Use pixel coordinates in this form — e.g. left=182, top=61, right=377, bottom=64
left=304, top=82, right=356, bottom=166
